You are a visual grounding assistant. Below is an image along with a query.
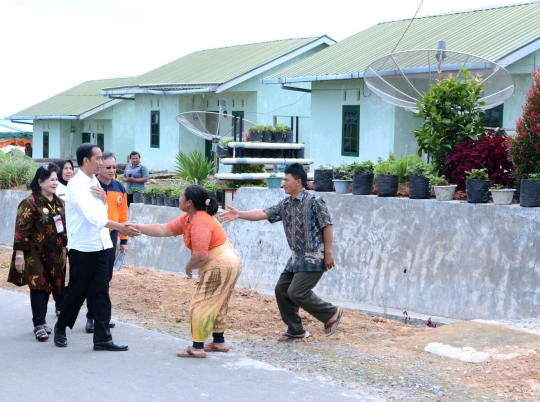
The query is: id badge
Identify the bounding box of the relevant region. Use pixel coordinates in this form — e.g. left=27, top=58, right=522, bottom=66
left=53, top=215, right=64, bottom=233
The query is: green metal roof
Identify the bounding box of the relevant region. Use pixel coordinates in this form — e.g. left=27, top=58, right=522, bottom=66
left=264, top=2, right=540, bottom=83
left=7, top=77, right=131, bottom=119
left=101, top=37, right=328, bottom=93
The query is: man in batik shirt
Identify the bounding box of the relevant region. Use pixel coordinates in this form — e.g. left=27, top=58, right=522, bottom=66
left=220, top=163, right=343, bottom=341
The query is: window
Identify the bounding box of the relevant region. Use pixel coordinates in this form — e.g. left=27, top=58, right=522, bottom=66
left=150, top=111, right=160, bottom=148
left=43, top=132, right=49, bottom=158
left=342, top=105, right=359, bottom=156
left=482, top=104, right=503, bottom=128
left=97, top=133, right=104, bottom=151
left=82, top=132, right=91, bottom=143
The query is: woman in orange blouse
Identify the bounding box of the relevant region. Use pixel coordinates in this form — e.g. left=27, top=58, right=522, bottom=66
left=133, top=184, right=242, bottom=358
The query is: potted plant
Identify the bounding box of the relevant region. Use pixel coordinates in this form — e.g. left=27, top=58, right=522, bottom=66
left=465, top=168, right=490, bottom=203
left=406, top=162, right=433, bottom=200
left=249, top=125, right=264, bottom=142
left=148, top=188, right=159, bottom=205
left=350, top=161, right=375, bottom=195
left=374, top=154, right=399, bottom=197
left=520, top=173, right=540, bottom=207
left=266, top=173, right=282, bottom=189
left=131, top=187, right=143, bottom=203
left=429, top=175, right=457, bottom=201
left=153, top=188, right=165, bottom=206
left=490, top=184, right=516, bottom=205
left=217, top=139, right=232, bottom=157
left=296, top=142, right=305, bottom=159
left=142, top=189, right=153, bottom=205
left=333, top=172, right=352, bottom=194
left=314, top=164, right=333, bottom=192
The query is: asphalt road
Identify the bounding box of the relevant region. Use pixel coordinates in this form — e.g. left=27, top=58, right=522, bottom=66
left=0, top=288, right=381, bottom=402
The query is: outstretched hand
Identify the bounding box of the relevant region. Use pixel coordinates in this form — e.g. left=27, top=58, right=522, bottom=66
left=220, top=205, right=239, bottom=223
left=119, top=221, right=140, bottom=237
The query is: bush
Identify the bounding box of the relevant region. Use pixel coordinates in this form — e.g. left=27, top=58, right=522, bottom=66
left=443, top=132, right=514, bottom=190
left=507, top=67, right=540, bottom=180
left=174, top=150, right=213, bottom=184
left=413, top=68, right=487, bottom=173
left=374, top=153, right=398, bottom=177
left=0, top=150, right=35, bottom=189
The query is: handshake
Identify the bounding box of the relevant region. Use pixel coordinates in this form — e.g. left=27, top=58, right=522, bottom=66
left=117, top=221, right=140, bottom=237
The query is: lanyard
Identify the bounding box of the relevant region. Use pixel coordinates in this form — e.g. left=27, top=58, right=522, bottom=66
left=47, top=203, right=56, bottom=215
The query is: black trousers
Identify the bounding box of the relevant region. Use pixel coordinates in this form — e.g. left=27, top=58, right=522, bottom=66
left=30, top=289, right=50, bottom=327
left=86, top=230, right=117, bottom=319
left=57, top=248, right=112, bottom=343
left=274, top=270, right=337, bottom=335
left=126, top=194, right=133, bottom=207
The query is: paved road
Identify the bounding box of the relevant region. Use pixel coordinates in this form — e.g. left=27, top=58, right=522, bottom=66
left=0, top=289, right=381, bottom=402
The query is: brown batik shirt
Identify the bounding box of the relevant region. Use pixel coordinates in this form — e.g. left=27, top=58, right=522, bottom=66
left=264, top=189, right=332, bottom=273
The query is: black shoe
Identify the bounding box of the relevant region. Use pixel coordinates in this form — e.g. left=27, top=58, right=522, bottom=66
left=109, top=322, right=115, bottom=328
left=85, top=318, right=94, bottom=334
left=54, top=324, right=67, bottom=348
left=93, top=340, right=128, bottom=351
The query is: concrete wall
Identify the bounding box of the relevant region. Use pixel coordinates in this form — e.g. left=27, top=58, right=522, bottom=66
left=3, top=187, right=540, bottom=321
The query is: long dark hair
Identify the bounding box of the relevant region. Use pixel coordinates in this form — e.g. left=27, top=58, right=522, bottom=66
left=54, top=159, right=74, bottom=186
left=184, top=184, right=219, bottom=216
left=30, top=163, right=59, bottom=195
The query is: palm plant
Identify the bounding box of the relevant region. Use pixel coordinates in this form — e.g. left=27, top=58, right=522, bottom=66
left=174, top=150, right=213, bottom=184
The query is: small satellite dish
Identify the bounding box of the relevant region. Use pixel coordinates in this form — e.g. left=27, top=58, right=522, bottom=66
left=363, top=47, right=514, bottom=112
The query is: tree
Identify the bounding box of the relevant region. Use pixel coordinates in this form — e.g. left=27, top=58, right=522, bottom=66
left=412, top=68, right=487, bottom=173
left=507, top=67, right=540, bottom=180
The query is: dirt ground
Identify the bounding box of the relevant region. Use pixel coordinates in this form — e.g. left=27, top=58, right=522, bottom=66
left=1, top=249, right=539, bottom=401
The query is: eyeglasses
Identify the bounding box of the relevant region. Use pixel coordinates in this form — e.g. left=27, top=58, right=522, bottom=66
left=104, top=165, right=117, bottom=170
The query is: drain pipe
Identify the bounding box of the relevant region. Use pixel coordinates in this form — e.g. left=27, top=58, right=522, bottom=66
left=280, top=84, right=311, bottom=93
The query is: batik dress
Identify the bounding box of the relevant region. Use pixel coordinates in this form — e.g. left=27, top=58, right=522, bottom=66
left=7, top=193, right=67, bottom=295
left=166, top=211, right=242, bottom=342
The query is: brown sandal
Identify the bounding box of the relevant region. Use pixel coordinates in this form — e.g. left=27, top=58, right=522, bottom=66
left=277, top=331, right=311, bottom=342
left=324, top=308, right=344, bottom=337
left=177, top=347, right=206, bottom=358
left=33, top=325, right=49, bottom=342
left=204, top=342, right=229, bottom=352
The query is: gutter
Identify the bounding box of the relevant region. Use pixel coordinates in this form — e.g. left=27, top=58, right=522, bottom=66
left=262, top=72, right=363, bottom=85
left=98, top=87, right=217, bottom=96
left=6, top=115, right=78, bottom=120
left=281, top=84, right=311, bottom=93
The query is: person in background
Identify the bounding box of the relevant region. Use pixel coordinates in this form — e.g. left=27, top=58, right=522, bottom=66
left=130, top=184, right=242, bottom=358
left=54, top=143, right=139, bottom=351
left=55, top=159, right=74, bottom=201
left=122, top=151, right=149, bottom=207
left=220, top=163, right=343, bottom=342
left=8, top=163, right=67, bottom=342
left=84, top=151, right=128, bottom=334
left=25, top=142, right=33, bottom=157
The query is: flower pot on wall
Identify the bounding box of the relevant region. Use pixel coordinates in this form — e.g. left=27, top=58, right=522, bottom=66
left=155, top=194, right=165, bottom=206
left=434, top=185, right=457, bottom=201
left=490, top=189, right=515, bottom=205
left=408, top=175, right=430, bottom=199
left=284, top=130, right=294, bottom=143
left=466, top=178, right=490, bottom=203
left=352, top=172, right=374, bottom=195
left=333, top=179, right=352, bottom=194
left=262, top=131, right=272, bottom=142
left=143, top=194, right=152, bottom=205
left=314, top=169, right=334, bottom=192
left=132, top=192, right=143, bottom=203
left=377, top=174, right=399, bottom=197
left=272, top=132, right=284, bottom=143
left=250, top=130, right=262, bottom=142
left=520, top=179, right=540, bottom=207
left=266, top=177, right=282, bottom=189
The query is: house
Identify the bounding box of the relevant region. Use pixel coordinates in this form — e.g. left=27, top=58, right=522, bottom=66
left=6, top=37, right=334, bottom=169
left=262, top=2, right=540, bottom=167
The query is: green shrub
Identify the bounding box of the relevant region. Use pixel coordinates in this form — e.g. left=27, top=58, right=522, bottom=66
left=374, top=153, right=398, bottom=177
left=0, top=150, right=35, bottom=189
left=174, top=150, right=212, bottom=184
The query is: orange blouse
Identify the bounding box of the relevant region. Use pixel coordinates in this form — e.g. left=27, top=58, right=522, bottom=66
left=165, top=211, right=227, bottom=254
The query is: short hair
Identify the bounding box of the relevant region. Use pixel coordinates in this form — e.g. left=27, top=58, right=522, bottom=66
left=76, top=143, right=100, bottom=166
left=102, top=151, right=115, bottom=161
left=129, top=151, right=141, bottom=158
left=30, top=163, right=59, bottom=194
left=183, top=184, right=219, bottom=216
left=284, top=163, right=307, bottom=186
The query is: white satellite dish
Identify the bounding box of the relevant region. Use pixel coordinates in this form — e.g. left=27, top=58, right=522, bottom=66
left=363, top=45, right=514, bottom=113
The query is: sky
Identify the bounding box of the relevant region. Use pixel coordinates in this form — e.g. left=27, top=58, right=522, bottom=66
left=0, top=0, right=534, bottom=125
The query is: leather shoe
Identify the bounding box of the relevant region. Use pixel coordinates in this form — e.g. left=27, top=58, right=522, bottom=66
left=85, top=318, right=94, bottom=333
left=93, top=340, right=128, bottom=351
left=54, top=324, right=67, bottom=348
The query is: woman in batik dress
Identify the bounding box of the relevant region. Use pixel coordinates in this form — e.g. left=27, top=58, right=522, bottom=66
left=8, top=163, right=67, bottom=342
left=133, top=184, right=242, bottom=358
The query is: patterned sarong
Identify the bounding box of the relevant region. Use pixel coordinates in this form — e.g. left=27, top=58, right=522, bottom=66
left=190, top=241, right=242, bottom=342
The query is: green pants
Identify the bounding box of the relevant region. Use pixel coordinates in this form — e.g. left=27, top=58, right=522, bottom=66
left=274, top=270, right=337, bottom=335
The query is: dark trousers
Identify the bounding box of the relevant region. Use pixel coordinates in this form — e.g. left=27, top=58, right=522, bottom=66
left=30, top=289, right=50, bottom=326
left=86, top=230, right=117, bottom=319
left=52, top=268, right=66, bottom=313
left=57, top=248, right=112, bottom=343
left=275, top=270, right=337, bottom=335
left=126, top=194, right=133, bottom=207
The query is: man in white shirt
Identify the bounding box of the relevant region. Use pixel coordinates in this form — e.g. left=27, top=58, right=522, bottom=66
left=54, top=143, right=140, bottom=351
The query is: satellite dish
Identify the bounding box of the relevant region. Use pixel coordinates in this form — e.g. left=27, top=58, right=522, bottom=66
left=363, top=48, right=515, bottom=113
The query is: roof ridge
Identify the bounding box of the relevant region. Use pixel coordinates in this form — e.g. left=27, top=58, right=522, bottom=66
left=195, top=36, right=319, bottom=53
left=378, top=0, right=539, bottom=25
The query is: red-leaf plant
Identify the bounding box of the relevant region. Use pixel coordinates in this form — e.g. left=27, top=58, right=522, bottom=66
left=442, top=132, right=514, bottom=191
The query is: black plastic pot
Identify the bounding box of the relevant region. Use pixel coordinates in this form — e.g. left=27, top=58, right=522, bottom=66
left=250, top=130, right=262, bottom=142
left=296, top=148, right=305, bottom=159
left=520, top=179, right=540, bottom=207
left=377, top=174, right=399, bottom=197
left=216, top=146, right=231, bottom=157
left=272, top=132, right=284, bottom=143
left=284, top=130, right=294, bottom=143
left=262, top=131, right=272, bottom=142
left=261, top=149, right=273, bottom=158
left=466, top=178, right=490, bottom=203
left=352, top=172, right=374, bottom=195
left=251, top=148, right=262, bottom=158
left=143, top=194, right=152, bottom=205
left=409, top=175, right=430, bottom=199
left=314, top=169, right=334, bottom=192
left=132, top=192, right=143, bottom=203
